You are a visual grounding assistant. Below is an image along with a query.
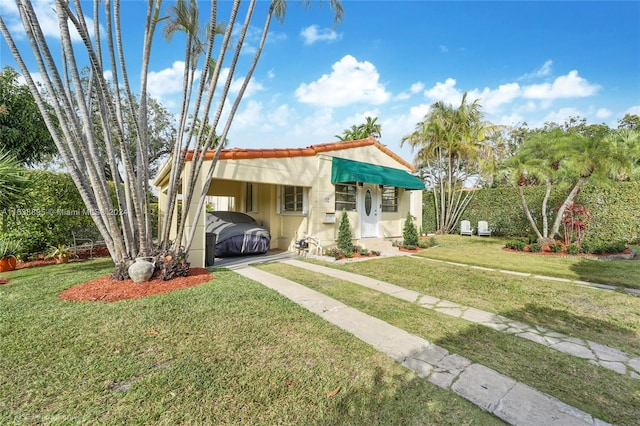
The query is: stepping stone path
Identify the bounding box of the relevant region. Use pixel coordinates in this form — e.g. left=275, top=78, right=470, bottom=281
left=283, top=259, right=640, bottom=379
left=238, top=265, right=611, bottom=426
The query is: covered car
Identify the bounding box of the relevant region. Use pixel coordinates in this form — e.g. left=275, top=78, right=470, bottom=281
left=205, top=211, right=271, bottom=257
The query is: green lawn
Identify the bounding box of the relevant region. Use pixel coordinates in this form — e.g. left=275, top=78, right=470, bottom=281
left=414, top=235, right=640, bottom=289
left=0, top=259, right=501, bottom=425
left=258, top=260, right=640, bottom=426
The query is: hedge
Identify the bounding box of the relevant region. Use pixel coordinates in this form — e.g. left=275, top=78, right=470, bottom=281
left=422, top=181, right=640, bottom=243
left=1, top=170, right=159, bottom=257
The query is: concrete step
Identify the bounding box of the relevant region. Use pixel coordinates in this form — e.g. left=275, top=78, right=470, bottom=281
left=355, top=237, right=401, bottom=255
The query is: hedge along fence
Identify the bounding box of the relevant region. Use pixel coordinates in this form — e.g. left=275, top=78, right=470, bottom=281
left=1, top=170, right=94, bottom=255
left=422, top=181, right=640, bottom=242
left=0, top=170, right=159, bottom=257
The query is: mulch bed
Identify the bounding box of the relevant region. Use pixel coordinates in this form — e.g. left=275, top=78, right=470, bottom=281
left=15, top=247, right=111, bottom=269
left=2, top=247, right=213, bottom=302
left=58, top=267, right=212, bottom=303
left=501, top=246, right=635, bottom=259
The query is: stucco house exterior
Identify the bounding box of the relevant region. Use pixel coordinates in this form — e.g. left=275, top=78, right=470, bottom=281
left=153, top=137, right=424, bottom=267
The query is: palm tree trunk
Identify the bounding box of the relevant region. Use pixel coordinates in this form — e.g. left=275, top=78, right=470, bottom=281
left=518, top=185, right=544, bottom=242
left=541, top=179, right=552, bottom=238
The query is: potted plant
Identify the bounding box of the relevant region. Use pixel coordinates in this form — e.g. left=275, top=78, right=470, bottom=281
left=0, top=238, right=21, bottom=272
left=48, top=244, right=72, bottom=264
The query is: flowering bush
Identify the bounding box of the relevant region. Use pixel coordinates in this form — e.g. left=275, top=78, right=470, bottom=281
left=326, top=246, right=342, bottom=260
left=562, top=202, right=591, bottom=245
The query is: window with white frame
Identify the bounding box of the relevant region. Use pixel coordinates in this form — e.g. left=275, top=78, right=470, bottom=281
left=335, top=183, right=357, bottom=211
left=280, top=185, right=306, bottom=214
left=381, top=186, right=399, bottom=212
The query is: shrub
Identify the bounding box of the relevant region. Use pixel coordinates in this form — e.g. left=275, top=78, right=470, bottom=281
left=0, top=237, right=22, bottom=258
left=506, top=240, right=525, bottom=251
left=326, top=246, right=342, bottom=260
left=418, top=236, right=437, bottom=249
left=566, top=244, right=580, bottom=255
left=580, top=239, right=626, bottom=255
left=605, top=241, right=628, bottom=254
left=528, top=243, right=542, bottom=253
left=358, top=247, right=369, bottom=256
left=402, top=212, right=419, bottom=248
left=550, top=242, right=563, bottom=253
left=337, top=209, right=353, bottom=257
left=371, top=250, right=381, bottom=256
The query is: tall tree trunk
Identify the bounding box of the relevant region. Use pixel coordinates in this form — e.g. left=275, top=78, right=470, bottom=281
left=541, top=178, right=552, bottom=238
left=517, top=185, right=544, bottom=242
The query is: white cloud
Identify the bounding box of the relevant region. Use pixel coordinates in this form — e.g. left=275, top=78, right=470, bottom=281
left=523, top=70, right=600, bottom=99
left=410, top=82, right=425, bottom=94
left=268, top=104, right=294, bottom=127
left=147, top=61, right=197, bottom=101
left=295, top=55, right=391, bottom=107
left=424, top=78, right=463, bottom=105
left=496, top=113, right=526, bottom=126
left=292, top=108, right=335, bottom=139
left=595, top=108, right=612, bottom=119
left=468, top=83, right=521, bottom=114
left=439, top=45, right=448, bottom=53
left=394, top=82, right=425, bottom=101
left=232, top=24, right=287, bottom=55
left=542, top=107, right=584, bottom=124
left=2, top=0, right=100, bottom=42
left=222, top=68, right=264, bottom=98
left=300, top=25, right=341, bottom=45
left=234, top=100, right=263, bottom=128
left=147, top=62, right=263, bottom=110
left=625, top=105, right=640, bottom=116
left=519, top=60, right=553, bottom=80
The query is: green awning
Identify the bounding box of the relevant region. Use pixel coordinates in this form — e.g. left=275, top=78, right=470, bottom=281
left=331, top=157, right=424, bottom=190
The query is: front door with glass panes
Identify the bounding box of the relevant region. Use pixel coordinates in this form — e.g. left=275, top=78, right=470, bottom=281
left=359, top=183, right=380, bottom=238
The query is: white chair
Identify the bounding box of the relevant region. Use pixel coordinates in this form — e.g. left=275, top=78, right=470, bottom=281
left=460, top=220, right=473, bottom=236
left=477, top=221, right=492, bottom=237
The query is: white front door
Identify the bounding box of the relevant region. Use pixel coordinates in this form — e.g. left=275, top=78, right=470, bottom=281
left=360, top=184, right=380, bottom=238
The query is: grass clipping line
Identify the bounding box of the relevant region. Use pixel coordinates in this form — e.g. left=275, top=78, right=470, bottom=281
left=58, top=268, right=212, bottom=302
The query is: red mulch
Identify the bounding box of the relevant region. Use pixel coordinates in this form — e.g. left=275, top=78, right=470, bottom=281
left=58, top=267, right=212, bottom=303
left=1, top=247, right=213, bottom=302
left=16, top=247, right=111, bottom=269
left=501, top=246, right=634, bottom=258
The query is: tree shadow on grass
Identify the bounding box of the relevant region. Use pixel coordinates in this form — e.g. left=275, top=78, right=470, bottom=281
left=568, top=256, right=640, bottom=291
left=320, top=366, right=504, bottom=425
left=501, top=303, right=640, bottom=355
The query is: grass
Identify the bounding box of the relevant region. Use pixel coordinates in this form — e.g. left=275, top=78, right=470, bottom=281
left=258, top=262, right=640, bottom=426
left=0, top=258, right=501, bottom=425
left=309, top=255, right=640, bottom=356
left=413, top=235, right=640, bottom=289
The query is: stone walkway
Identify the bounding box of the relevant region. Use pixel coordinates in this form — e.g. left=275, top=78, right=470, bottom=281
left=283, top=259, right=640, bottom=379
left=236, top=266, right=611, bottom=426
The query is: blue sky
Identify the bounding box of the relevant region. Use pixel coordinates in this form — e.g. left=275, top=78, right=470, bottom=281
left=1, top=1, right=639, bottom=165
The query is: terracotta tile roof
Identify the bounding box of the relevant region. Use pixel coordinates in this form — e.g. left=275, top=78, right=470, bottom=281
left=184, top=136, right=415, bottom=172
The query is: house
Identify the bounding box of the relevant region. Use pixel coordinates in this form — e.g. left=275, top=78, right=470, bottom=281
left=153, top=137, right=424, bottom=267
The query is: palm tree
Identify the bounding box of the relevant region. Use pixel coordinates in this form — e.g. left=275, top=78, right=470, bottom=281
left=503, top=122, right=639, bottom=244
left=1, top=0, right=343, bottom=278
left=335, top=116, right=381, bottom=141
left=402, top=93, right=495, bottom=234
left=0, top=150, right=33, bottom=233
